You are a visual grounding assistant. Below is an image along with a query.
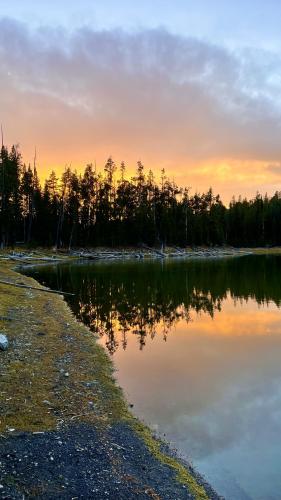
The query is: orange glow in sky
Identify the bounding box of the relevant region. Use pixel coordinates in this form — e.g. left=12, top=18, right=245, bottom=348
left=1, top=9, right=281, bottom=202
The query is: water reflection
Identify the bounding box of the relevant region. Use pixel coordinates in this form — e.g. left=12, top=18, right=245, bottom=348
left=26, top=255, right=281, bottom=500
left=108, top=303, right=281, bottom=500
left=29, top=255, right=281, bottom=354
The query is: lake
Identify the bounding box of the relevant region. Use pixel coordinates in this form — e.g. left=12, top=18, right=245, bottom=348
left=25, top=255, right=281, bottom=500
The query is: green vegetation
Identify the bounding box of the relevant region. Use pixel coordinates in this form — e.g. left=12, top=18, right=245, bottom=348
left=1, top=144, right=281, bottom=248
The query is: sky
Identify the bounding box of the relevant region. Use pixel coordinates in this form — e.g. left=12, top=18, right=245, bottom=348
left=1, top=0, right=281, bottom=200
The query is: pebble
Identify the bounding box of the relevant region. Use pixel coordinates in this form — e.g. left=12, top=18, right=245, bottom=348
left=0, top=334, right=8, bottom=351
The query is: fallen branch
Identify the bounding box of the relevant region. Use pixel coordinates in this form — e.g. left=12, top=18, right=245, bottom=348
left=141, top=244, right=166, bottom=257
left=0, top=280, right=75, bottom=296
left=8, top=255, right=65, bottom=262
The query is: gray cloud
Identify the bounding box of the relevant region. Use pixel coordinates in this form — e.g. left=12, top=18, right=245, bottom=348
left=0, top=18, right=281, bottom=194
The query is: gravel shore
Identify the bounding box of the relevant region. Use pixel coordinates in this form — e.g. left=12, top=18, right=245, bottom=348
left=0, top=422, right=220, bottom=500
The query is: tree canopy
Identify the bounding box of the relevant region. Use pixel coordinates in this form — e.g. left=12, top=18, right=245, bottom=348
left=1, top=144, right=281, bottom=249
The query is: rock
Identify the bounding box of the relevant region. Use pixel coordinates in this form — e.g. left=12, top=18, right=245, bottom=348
left=0, top=334, right=8, bottom=351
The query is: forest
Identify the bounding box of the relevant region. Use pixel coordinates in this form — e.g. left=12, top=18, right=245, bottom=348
left=1, top=144, right=281, bottom=248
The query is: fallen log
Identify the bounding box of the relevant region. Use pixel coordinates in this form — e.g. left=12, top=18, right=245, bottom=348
left=141, top=245, right=166, bottom=257
left=8, top=255, right=65, bottom=262
left=0, top=280, right=75, bottom=296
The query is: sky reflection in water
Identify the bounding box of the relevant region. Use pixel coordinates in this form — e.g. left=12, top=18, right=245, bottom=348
left=27, top=256, right=281, bottom=500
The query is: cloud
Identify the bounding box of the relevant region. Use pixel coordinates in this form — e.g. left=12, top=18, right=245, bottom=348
left=0, top=18, right=281, bottom=198
left=267, top=164, right=281, bottom=176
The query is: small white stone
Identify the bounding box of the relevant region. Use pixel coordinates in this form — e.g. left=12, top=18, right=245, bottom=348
left=0, top=334, right=8, bottom=351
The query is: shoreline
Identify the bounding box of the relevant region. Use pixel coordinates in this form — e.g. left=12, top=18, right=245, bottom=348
left=0, top=255, right=219, bottom=499
left=69, top=246, right=252, bottom=261
left=4, top=244, right=281, bottom=267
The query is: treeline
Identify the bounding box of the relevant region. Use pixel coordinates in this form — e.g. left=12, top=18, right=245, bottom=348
left=1, top=144, right=281, bottom=248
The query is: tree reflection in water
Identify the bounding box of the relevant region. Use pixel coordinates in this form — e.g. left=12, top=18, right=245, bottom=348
left=27, top=255, right=281, bottom=354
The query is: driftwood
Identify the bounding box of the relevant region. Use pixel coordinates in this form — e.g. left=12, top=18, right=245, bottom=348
left=0, top=280, right=74, bottom=296
left=8, top=255, right=65, bottom=263
left=141, top=245, right=166, bottom=257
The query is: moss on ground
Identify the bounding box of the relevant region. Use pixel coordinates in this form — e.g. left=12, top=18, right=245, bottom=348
left=133, top=422, right=209, bottom=500
left=0, top=259, right=128, bottom=433
left=0, top=254, right=210, bottom=499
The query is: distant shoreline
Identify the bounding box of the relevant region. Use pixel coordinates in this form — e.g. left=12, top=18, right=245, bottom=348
left=69, top=246, right=253, bottom=260
left=2, top=245, right=281, bottom=266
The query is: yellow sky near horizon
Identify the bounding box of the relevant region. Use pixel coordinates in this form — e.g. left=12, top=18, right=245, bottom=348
left=16, top=142, right=280, bottom=202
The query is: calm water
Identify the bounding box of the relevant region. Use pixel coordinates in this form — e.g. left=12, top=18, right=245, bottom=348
left=26, top=255, right=281, bottom=500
